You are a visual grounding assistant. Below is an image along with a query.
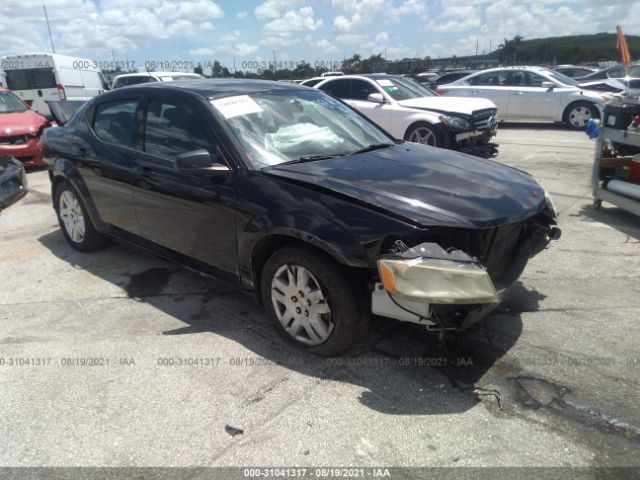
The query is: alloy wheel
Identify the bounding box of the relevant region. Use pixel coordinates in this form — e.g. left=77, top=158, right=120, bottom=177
left=59, top=190, right=86, bottom=243
left=270, top=264, right=333, bottom=345
left=568, top=106, right=593, bottom=128
left=408, top=127, right=437, bottom=146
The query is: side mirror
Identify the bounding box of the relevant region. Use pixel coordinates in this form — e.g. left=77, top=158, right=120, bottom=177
left=541, top=81, right=555, bottom=90
left=174, top=149, right=231, bottom=178
left=367, top=93, right=386, bottom=103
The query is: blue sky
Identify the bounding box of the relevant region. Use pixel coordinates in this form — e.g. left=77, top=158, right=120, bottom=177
left=2, top=0, right=639, bottom=72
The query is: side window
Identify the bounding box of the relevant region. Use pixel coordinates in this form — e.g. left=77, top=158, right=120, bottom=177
left=144, top=99, right=216, bottom=159
left=526, top=72, right=547, bottom=87
left=319, top=79, right=350, bottom=99
left=507, top=71, right=526, bottom=87
left=608, top=67, right=625, bottom=78
left=349, top=79, right=379, bottom=101
left=469, top=71, right=508, bottom=86
left=93, top=99, right=138, bottom=147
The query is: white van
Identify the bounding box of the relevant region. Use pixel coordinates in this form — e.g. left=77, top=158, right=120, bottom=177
left=1, top=53, right=108, bottom=116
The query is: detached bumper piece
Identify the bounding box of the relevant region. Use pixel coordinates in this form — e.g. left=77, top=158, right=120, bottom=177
left=0, top=156, right=28, bottom=211
left=372, top=213, right=560, bottom=330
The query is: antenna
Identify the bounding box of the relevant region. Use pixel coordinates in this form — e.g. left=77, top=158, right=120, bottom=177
left=42, top=1, right=55, bottom=53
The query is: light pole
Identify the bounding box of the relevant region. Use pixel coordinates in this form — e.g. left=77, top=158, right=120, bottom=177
left=43, top=1, right=56, bottom=53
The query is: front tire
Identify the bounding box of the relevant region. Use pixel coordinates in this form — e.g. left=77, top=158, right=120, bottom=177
left=54, top=180, right=108, bottom=252
left=564, top=101, right=599, bottom=129
left=405, top=122, right=443, bottom=147
left=261, top=245, right=369, bottom=356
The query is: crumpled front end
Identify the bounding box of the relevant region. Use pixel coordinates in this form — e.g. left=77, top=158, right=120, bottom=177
left=371, top=205, right=560, bottom=331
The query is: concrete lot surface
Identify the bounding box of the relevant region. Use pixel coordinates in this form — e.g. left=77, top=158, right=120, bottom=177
left=1, top=125, right=639, bottom=474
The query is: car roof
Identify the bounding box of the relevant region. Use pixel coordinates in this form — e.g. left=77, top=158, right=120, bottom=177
left=121, top=78, right=309, bottom=99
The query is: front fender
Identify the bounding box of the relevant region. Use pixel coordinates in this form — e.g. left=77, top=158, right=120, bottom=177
left=238, top=209, right=373, bottom=291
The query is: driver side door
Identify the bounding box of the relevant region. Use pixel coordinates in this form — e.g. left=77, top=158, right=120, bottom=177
left=130, top=93, right=238, bottom=279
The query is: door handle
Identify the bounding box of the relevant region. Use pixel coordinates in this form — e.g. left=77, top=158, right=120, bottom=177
left=472, top=90, right=481, bottom=95
left=74, top=147, right=89, bottom=157
left=139, top=166, right=156, bottom=177
left=37, top=90, right=43, bottom=97
left=515, top=91, right=524, bottom=95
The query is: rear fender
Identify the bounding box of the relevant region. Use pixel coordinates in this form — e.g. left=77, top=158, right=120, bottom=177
left=50, top=157, right=108, bottom=233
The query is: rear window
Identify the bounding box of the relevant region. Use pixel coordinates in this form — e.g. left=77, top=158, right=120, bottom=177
left=114, top=76, right=156, bottom=88
left=6, top=68, right=56, bottom=90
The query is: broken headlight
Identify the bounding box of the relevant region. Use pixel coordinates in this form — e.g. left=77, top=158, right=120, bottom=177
left=439, top=115, right=470, bottom=131
left=377, top=243, right=499, bottom=304
left=544, top=188, right=558, bottom=221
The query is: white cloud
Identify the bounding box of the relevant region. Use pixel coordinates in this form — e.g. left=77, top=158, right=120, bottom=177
left=156, top=0, right=224, bottom=21
left=0, top=0, right=226, bottom=57
left=264, top=7, right=323, bottom=34
left=190, top=47, right=215, bottom=56
left=236, top=11, right=248, bottom=20
left=317, top=39, right=338, bottom=53
left=261, top=6, right=323, bottom=47
left=255, top=0, right=302, bottom=20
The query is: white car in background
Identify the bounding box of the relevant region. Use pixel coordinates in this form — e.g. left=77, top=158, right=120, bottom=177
left=299, top=77, right=326, bottom=87
left=436, top=66, right=608, bottom=128
left=314, top=74, right=498, bottom=154
left=111, top=71, right=204, bottom=89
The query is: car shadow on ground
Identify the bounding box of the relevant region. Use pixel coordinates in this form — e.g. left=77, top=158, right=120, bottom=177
left=38, top=230, right=535, bottom=416
left=577, top=202, right=640, bottom=242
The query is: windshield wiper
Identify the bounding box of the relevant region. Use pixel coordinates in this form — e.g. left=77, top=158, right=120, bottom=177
left=278, top=154, right=346, bottom=165
left=348, top=143, right=394, bottom=155
left=277, top=143, right=393, bottom=166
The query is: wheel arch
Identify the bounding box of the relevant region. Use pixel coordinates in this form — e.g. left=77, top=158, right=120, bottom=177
left=562, top=99, right=600, bottom=125
left=49, top=158, right=107, bottom=233
left=403, top=119, right=449, bottom=148
left=247, top=230, right=370, bottom=305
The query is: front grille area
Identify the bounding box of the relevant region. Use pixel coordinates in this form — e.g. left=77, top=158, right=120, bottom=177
left=471, top=108, right=497, bottom=131
left=0, top=134, right=31, bottom=145
left=482, top=222, right=524, bottom=282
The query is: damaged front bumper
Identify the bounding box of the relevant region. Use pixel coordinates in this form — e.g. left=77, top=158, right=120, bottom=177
left=371, top=217, right=560, bottom=330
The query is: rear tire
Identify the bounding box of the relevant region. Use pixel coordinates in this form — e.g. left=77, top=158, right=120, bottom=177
left=261, top=244, right=369, bottom=356
left=564, top=101, right=599, bottom=129
left=54, top=180, right=108, bottom=252
left=405, top=122, right=444, bottom=147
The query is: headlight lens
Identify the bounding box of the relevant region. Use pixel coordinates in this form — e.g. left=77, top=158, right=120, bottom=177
left=439, top=115, right=470, bottom=131
left=544, top=188, right=558, bottom=220
left=377, top=257, right=499, bottom=304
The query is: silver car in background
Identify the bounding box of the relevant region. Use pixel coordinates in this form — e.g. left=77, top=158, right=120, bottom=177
left=437, top=66, right=608, bottom=128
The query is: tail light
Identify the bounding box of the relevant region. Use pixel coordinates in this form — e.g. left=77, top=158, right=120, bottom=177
left=56, top=84, right=67, bottom=100
left=435, top=89, right=448, bottom=95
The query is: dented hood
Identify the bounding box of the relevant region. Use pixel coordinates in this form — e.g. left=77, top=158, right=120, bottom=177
left=263, top=143, right=546, bottom=229
left=398, top=96, right=497, bottom=116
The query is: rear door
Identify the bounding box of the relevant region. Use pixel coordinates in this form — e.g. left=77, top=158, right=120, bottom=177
left=457, top=70, right=511, bottom=117
left=80, top=97, right=142, bottom=234
left=130, top=93, right=238, bottom=278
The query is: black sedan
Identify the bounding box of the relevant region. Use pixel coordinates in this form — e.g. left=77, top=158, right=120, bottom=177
left=42, top=80, right=560, bottom=355
left=0, top=155, right=28, bottom=212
